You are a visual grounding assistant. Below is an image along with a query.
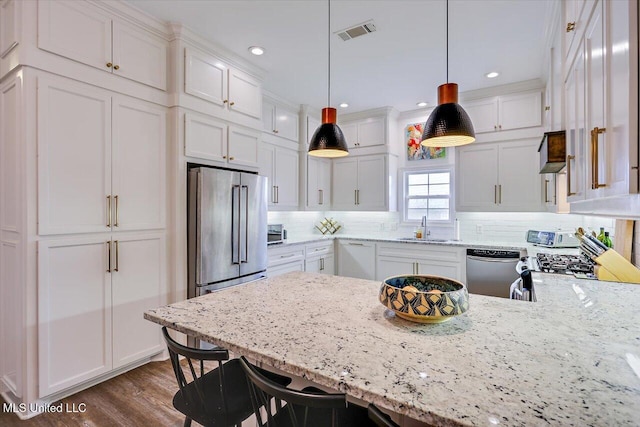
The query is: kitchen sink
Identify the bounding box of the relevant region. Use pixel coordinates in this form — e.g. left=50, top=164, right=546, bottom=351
left=396, top=237, right=450, bottom=243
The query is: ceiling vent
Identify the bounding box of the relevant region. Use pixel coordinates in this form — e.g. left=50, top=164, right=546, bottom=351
left=335, top=20, right=377, bottom=41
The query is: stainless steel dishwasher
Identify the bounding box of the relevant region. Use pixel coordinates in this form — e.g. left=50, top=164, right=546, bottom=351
left=466, top=248, right=525, bottom=298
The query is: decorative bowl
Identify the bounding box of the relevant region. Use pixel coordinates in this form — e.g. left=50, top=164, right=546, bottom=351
left=379, top=275, right=469, bottom=323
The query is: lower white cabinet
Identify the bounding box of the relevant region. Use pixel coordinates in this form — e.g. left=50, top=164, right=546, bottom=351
left=305, top=240, right=334, bottom=275
left=337, top=240, right=376, bottom=280
left=267, top=244, right=305, bottom=277
left=38, top=232, right=165, bottom=397
left=375, top=242, right=465, bottom=283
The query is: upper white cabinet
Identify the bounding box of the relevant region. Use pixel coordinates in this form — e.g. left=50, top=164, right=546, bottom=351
left=37, top=0, right=167, bottom=90
left=0, top=0, right=20, bottom=78
left=564, top=0, right=596, bottom=62
left=339, top=116, right=385, bottom=148
left=258, top=143, right=299, bottom=210
left=307, top=157, right=331, bottom=209
left=185, top=48, right=262, bottom=121
left=457, top=139, right=543, bottom=212
left=332, top=154, right=393, bottom=211
left=37, top=75, right=166, bottom=235
left=262, top=98, right=299, bottom=142
left=564, top=0, right=638, bottom=212
left=337, top=240, right=376, bottom=280
left=462, top=91, right=542, bottom=134
left=184, top=112, right=260, bottom=168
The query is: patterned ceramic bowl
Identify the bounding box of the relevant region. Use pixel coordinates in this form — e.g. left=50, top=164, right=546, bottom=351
left=379, top=275, right=469, bottom=323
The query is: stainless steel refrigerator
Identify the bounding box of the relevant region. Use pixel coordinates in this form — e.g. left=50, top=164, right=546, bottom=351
left=188, top=167, right=268, bottom=298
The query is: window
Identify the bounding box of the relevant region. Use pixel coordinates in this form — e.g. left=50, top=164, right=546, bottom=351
left=404, top=170, right=452, bottom=222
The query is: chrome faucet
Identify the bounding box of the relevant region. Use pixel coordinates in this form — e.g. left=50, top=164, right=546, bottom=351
left=420, top=216, right=430, bottom=239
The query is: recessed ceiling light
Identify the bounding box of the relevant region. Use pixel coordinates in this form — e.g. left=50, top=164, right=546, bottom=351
left=486, top=71, right=499, bottom=79
left=248, top=46, right=265, bottom=56
left=416, top=102, right=428, bottom=107
left=339, top=103, right=349, bottom=108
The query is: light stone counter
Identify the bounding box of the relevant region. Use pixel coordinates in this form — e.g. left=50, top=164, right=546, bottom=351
left=145, top=272, right=640, bottom=426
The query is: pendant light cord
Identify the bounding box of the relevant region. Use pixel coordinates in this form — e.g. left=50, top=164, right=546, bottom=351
left=446, top=0, right=449, bottom=84
left=328, top=0, right=331, bottom=107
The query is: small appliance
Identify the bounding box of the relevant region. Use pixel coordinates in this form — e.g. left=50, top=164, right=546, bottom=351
left=267, top=224, right=286, bottom=245
left=526, top=230, right=580, bottom=248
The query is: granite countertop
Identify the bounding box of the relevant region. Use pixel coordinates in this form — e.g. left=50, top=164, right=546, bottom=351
left=145, top=272, right=640, bottom=426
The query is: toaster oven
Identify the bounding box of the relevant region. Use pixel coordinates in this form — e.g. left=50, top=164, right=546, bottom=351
left=267, top=224, right=286, bottom=245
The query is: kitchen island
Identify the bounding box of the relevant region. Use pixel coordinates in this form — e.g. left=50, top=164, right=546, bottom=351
left=144, top=272, right=640, bottom=426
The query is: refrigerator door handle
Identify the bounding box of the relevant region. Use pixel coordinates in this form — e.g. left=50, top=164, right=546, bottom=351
left=232, top=184, right=241, bottom=265
left=240, top=185, right=249, bottom=263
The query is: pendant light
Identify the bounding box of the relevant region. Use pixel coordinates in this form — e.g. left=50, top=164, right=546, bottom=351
left=308, top=0, right=349, bottom=158
left=421, top=0, right=475, bottom=147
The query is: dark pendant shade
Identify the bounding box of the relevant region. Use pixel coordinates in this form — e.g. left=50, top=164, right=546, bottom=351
left=308, top=107, right=349, bottom=158
left=421, top=83, right=475, bottom=147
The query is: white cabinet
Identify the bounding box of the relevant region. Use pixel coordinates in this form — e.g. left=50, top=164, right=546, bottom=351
left=462, top=92, right=542, bottom=133
left=259, top=143, right=299, bottom=209
left=37, top=75, right=166, bottom=235
left=267, top=244, right=305, bottom=277
left=37, top=0, right=167, bottom=90
left=332, top=154, right=388, bottom=211
left=0, top=0, right=20, bottom=78
left=262, top=99, right=299, bottom=142
left=184, top=113, right=259, bottom=168
left=337, top=240, right=376, bottom=280
left=564, top=0, right=596, bottom=62
left=307, top=157, right=331, bottom=209
left=185, top=48, right=262, bottom=120
left=457, top=140, right=543, bottom=212
left=38, top=233, right=165, bottom=396
left=543, top=172, right=570, bottom=213
left=305, top=240, right=334, bottom=275
left=338, top=116, right=385, bottom=148
left=375, top=243, right=465, bottom=283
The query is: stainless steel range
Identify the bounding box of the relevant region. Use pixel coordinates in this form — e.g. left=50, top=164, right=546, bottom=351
left=535, top=253, right=595, bottom=277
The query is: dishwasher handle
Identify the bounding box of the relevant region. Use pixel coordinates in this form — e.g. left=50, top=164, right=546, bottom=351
left=467, top=255, right=520, bottom=263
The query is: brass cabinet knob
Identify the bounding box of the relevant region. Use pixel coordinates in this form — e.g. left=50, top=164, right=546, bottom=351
left=113, top=65, right=120, bottom=70
left=229, top=101, right=235, bottom=106
left=229, top=156, right=235, bottom=160
left=223, top=99, right=229, bottom=104
left=222, top=155, right=227, bottom=159
left=566, top=22, right=576, bottom=32
left=544, top=106, right=551, bottom=111
left=106, top=62, right=113, bottom=68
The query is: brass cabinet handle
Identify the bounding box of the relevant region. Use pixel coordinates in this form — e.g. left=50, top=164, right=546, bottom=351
left=229, top=156, right=234, bottom=160
left=348, top=242, right=364, bottom=246
left=566, top=22, right=576, bottom=32
left=354, top=189, right=357, bottom=205
left=106, top=241, right=111, bottom=273
left=356, top=189, right=360, bottom=205
left=114, top=195, right=119, bottom=227
left=544, top=106, right=551, bottom=111
left=319, top=189, right=323, bottom=205
left=106, top=195, right=112, bottom=227
left=494, top=185, right=498, bottom=204
left=114, top=240, right=119, bottom=272
left=222, top=155, right=227, bottom=159
left=275, top=186, right=279, bottom=204
left=544, top=179, right=550, bottom=203
left=591, top=127, right=607, bottom=189
left=498, top=184, right=502, bottom=204
left=223, top=99, right=229, bottom=104
left=320, top=258, right=324, bottom=271
left=416, top=262, right=419, bottom=274
left=567, top=155, right=576, bottom=196
left=106, top=62, right=113, bottom=68
left=494, top=125, right=497, bottom=130
left=230, top=101, right=235, bottom=106
left=113, top=65, right=120, bottom=70
left=498, top=125, right=502, bottom=130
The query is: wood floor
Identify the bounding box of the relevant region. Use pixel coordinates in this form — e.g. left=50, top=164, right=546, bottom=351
left=0, top=360, right=187, bottom=427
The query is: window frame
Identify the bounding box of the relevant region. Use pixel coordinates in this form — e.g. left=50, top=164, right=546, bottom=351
left=401, top=167, right=455, bottom=225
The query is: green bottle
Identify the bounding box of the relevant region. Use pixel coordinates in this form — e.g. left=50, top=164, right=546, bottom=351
left=597, top=227, right=606, bottom=242
left=603, top=232, right=612, bottom=248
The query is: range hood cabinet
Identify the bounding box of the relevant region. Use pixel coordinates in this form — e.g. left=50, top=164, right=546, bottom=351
left=538, top=131, right=566, bottom=173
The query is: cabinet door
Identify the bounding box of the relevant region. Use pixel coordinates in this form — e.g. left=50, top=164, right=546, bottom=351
left=461, top=98, right=498, bottom=133
left=184, top=113, right=228, bottom=162
left=38, top=237, right=112, bottom=396
left=357, top=117, right=385, bottom=147
left=357, top=155, right=386, bottom=210
left=112, top=96, right=166, bottom=231
left=112, top=21, right=167, bottom=91
left=268, top=260, right=304, bottom=277
left=258, top=143, right=276, bottom=206
left=565, top=40, right=587, bottom=202
left=332, top=158, right=358, bottom=209
left=543, top=174, right=556, bottom=207
left=321, top=254, right=335, bottom=275
left=228, top=126, right=259, bottom=168
left=498, top=140, right=543, bottom=211
left=38, top=0, right=112, bottom=72
left=305, top=257, right=321, bottom=274
left=337, top=240, right=375, bottom=280
left=262, top=101, right=275, bottom=133
left=37, top=76, right=112, bottom=235
left=1, top=0, right=19, bottom=61
left=307, top=157, right=330, bottom=209
left=416, top=260, right=462, bottom=282
left=228, top=68, right=261, bottom=120
left=456, top=144, right=499, bottom=210
left=112, top=234, right=165, bottom=369
left=184, top=48, right=228, bottom=107
left=498, top=92, right=542, bottom=130
left=275, top=106, right=299, bottom=142
left=376, top=256, right=415, bottom=281
left=306, top=116, right=321, bottom=145
left=273, top=147, right=299, bottom=208
left=341, top=122, right=358, bottom=148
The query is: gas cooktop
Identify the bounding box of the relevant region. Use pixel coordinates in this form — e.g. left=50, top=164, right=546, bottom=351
left=535, top=253, right=595, bottom=277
